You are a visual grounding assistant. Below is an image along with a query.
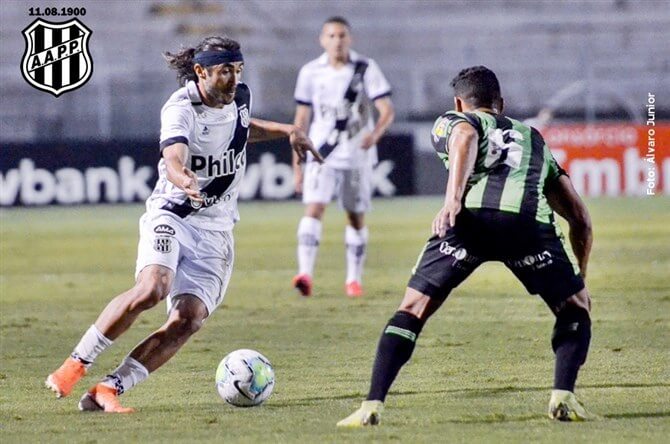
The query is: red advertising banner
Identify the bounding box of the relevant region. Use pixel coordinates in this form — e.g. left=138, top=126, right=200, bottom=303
left=543, top=123, right=668, bottom=197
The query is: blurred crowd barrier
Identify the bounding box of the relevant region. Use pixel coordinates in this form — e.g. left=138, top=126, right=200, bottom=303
left=1, top=123, right=667, bottom=207
left=0, top=135, right=414, bottom=207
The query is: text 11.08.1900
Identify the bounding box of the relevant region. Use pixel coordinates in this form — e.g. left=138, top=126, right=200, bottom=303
left=28, top=7, right=86, bottom=17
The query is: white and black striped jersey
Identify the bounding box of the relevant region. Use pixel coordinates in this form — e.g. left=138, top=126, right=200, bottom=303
left=146, top=80, right=251, bottom=231
left=294, top=50, right=391, bottom=169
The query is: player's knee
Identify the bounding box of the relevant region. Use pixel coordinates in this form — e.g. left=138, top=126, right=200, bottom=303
left=551, top=304, right=591, bottom=361
left=168, top=314, right=203, bottom=337
left=305, top=204, right=325, bottom=219
left=398, top=287, right=443, bottom=321
left=130, top=278, right=169, bottom=311
left=346, top=212, right=365, bottom=230
left=567, top=288, right=592, bottom=313
left=398, top=302, right=425, bottom=320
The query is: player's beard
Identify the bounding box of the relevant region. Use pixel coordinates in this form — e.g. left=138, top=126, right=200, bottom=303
left=205, top=84, right=235, bottom=107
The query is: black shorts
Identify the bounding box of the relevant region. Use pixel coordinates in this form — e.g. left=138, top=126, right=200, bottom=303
left=408, top=208, right=585, bottom=310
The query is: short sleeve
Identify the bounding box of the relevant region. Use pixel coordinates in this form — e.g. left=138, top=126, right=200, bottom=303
left=159, top=101, right=193, bottom=152
left=430, top=111, right=473, bottom=156
left=544, top=144, right=568, bottom=182
left=530, top=127, right=567, bottom=183
left=363, top=59, right=392, bottom=102
left=294, top=65, right=313, bottom=106
left=248, top=85, right=253, bottom=114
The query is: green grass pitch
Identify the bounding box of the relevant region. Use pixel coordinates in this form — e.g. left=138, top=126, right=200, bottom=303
left=1, top=197, right=669, bottom=443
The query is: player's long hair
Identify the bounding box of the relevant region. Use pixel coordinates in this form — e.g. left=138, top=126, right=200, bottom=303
left=163, top=36, right=241, bottom=86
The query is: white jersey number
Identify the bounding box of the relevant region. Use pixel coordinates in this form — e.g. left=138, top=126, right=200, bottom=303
left=484, top=128, right=524, bottom=169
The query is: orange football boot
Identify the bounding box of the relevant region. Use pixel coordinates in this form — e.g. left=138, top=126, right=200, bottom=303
left=345, top=281, right=364, bottom=298
left=292, top=274, right=313, bottom=297
left=79, top=383, right=135, bottom=413
left=45, top=357, right=87, bottom=398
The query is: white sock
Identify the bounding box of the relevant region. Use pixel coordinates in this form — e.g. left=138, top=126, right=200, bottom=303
left=297, top=216, right=322, bottom=276
left=71, top=324, right=113, bottom=368
left=101, top=356, right=149, bottom=395
left=345, top=225, right=368, bottom=284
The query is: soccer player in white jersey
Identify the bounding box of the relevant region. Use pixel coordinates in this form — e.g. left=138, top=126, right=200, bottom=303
left=292, top=17, right=395, bottom=298
left=44, top=36, right=321, bottom=413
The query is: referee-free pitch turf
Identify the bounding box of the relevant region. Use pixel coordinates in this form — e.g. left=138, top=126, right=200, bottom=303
left=1, top=197, right=669, bottom=443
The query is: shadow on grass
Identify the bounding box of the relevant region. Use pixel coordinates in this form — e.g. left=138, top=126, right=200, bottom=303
left=121, top=383, right=670, bottom=419
left=286, top=381, right=670, bottom=404
left=603, top=411, right=670, bottom=419
left=441, top=411, right=670, bottom=423
left=443, top=413, right=543, bottom=423
left=456, top=382, right=670, bottom=398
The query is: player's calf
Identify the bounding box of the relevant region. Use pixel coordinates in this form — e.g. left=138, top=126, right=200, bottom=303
left=45, top=324, right=113, bottom=398
left=552, top=303, right=591, bottom=392
left=296, top=216, right=322, bottom=293
left=547, top=298, right=595, bottom=421
left=94, top=266, right=173, bottom=340
left=338, top=306, right=428, bottom=427
left=366, top=310, right=425, bottom=402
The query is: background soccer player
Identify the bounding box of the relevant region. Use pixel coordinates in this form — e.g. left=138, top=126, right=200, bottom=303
left=291, top=16, right=395, bottom=298
left=338, top=66, right=595, bottom=426
left=45, top=36, right=321, bottom=413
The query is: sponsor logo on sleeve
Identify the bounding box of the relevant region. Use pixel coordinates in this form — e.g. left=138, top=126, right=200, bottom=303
left=153, top=224, right=175, bottom=236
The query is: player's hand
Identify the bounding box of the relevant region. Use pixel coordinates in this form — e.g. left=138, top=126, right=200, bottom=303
left=432, top=199, right=461, bottom=237
left=181, top=167, right=202, bottom=202
left=293, top=168, right=303, bottom=194
left=290, top=128, right=324, bottom=164
left=360, top=132, right=378, bottom=150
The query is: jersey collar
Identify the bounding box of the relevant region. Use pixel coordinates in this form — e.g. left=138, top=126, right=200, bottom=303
left=186, top=80, right=206, bottom=115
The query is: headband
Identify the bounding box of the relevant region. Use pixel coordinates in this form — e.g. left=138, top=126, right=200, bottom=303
left=193, top=50, right=244, bottom=67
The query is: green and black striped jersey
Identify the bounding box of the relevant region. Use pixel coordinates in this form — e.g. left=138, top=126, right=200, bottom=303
left=431, top=110, right=565, bottom=224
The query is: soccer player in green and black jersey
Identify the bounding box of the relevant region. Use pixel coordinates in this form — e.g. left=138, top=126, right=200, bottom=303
left=338, top=66, right=595, bottom=426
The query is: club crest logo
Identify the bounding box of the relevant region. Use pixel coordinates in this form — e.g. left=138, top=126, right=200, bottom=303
left=154, top=236, right=172, bottom=254
left=21, top=18, right=93, bottom=96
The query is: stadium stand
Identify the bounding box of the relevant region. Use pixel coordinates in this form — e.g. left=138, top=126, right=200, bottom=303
left=1, top=0, right=668, bottom=142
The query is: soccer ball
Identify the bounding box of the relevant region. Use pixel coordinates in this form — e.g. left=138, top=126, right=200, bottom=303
left=215, top=349, right=275, bottom=407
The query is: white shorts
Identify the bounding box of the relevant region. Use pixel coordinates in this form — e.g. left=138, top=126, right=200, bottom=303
left=302, top=162, right=372, bottom=213
left=135, top=210, right=234, bottom=316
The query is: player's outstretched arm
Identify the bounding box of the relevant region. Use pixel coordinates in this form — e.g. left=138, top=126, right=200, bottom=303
left=248, top=118, right=323, bottom=163
left=545, top=175, right=593, bottom=278
left=433, top=123, right=478, bottom=237
left=163, top=142, right=202, bottom=202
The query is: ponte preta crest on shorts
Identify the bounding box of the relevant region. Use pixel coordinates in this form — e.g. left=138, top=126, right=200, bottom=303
left=21, top=18, right=93, bottom=96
